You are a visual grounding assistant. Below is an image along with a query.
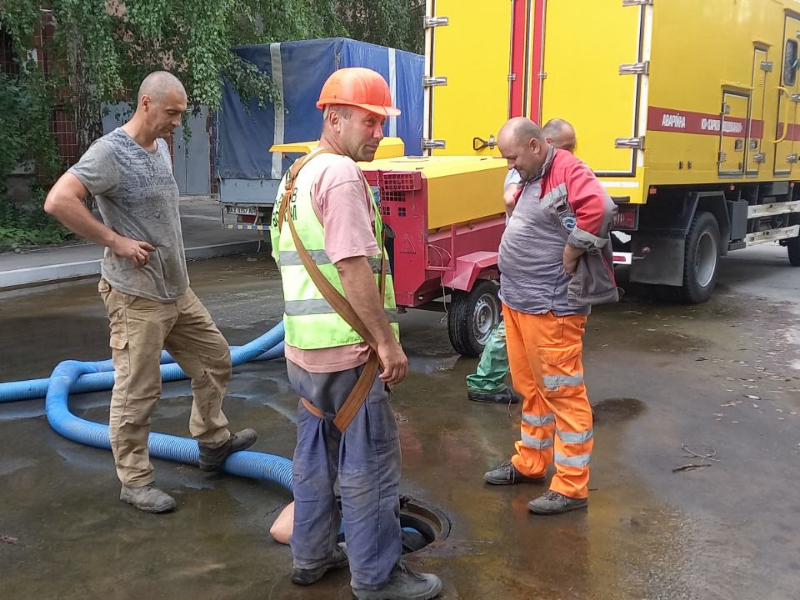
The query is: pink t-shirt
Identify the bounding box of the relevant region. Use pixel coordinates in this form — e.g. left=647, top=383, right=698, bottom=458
left=284, top=156, right=380, bottom=373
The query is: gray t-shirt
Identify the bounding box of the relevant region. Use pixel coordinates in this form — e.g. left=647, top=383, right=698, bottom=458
left=69, top=128, right=188, bottom=302
left=499, top=179, right=590, bottom=317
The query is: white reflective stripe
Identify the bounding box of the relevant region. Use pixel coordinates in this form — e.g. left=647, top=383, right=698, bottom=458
left=284, top=298, right=333, bottom=316
left=521, top=431, right=554, bottom=450
left=522, top=413, right=555, bottom=427
left=555, top=452, right=591, bottom=467
left=270, top=42, right=285, bottom=180
left=279, top=252, right=385, bottom=273
left=572, top=227, right=608, bottom=248
left=540, top=183, right=567, bottom=209
left=388, top=48, right=398, bottom=138
left=285, top=299, right=397, bottom=321
left=543, top=373, right=584, bottom=391
left=279, top=250, right=331, bottom=266
left=557, top=428, right=594, bottom=445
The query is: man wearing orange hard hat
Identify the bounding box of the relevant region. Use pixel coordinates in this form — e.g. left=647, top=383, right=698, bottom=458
left=269, top=67, right=442, bottom=600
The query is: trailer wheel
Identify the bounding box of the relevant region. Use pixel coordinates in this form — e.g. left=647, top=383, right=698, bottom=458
left=447, top=279, right=501, bottom=357
left=657, top=210, right=720, bottom=304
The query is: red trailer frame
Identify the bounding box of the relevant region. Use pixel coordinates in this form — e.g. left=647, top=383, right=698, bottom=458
left=363, top=168, right=505, bottom=356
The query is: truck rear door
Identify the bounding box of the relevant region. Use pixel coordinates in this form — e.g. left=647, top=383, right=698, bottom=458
left=774, top=14, right=800, bottom=177
left=423, top=0, right=513, bottom=156
left=540, top=0, right=647, bottom=176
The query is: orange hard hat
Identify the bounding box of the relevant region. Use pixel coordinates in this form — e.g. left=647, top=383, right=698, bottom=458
left=316, top=67, right=401, bottom=117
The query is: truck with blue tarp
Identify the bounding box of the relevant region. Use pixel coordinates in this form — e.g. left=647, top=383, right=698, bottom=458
left=214, top=37, right=424, bottom=231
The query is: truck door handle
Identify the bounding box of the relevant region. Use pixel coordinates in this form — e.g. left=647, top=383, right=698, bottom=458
left=473, top=135, right=497, bottom=152
left=774, top=86, right=791, bottom=143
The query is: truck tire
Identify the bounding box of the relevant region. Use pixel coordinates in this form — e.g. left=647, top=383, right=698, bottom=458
left=447, top=279, right=501, bottom=357
left=656, top=210, right=720, bottom=304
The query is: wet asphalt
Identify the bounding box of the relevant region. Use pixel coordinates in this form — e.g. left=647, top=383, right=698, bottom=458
left=0, top=245, right=799, bottom=600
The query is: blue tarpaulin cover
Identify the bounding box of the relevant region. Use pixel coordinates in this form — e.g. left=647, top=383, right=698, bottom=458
left=215, top=37, right=424, bottom=182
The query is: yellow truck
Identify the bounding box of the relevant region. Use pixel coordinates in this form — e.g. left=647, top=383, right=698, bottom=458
left=421, top=0, right=800, bottom=302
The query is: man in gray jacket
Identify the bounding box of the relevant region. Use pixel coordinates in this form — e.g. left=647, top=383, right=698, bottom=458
left=466, top=119, right=580, bottom=405
left=483, top=117, right=617, bottom=515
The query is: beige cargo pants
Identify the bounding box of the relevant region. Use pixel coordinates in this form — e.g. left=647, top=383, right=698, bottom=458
left=99, top=279, right=232, bottom=486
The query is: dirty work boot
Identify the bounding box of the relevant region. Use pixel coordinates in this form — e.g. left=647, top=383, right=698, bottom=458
left=198, top=428, right=257, bottom=471
left=484, top=460, right=545, bottom=485
left=528, top=490, right=588, bottom=515
left=467, top=387, right=521, bottom=404
left=120, top=483, right=176, bottom=514
left=352, top=561, right=442, bottom=600
left=291, top=543, right=349, bottom=586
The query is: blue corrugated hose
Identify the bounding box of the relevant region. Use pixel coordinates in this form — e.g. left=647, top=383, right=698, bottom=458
left=2, top=321, right=294, bottom=492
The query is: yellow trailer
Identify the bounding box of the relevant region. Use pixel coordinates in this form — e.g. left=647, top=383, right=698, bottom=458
left=423, top=0, right=800, bottom=302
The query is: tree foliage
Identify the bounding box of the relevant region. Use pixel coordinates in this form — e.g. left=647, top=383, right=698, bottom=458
left=0, top=0, right=424, bottom=245
left=0, top=0, right=423, bottom=136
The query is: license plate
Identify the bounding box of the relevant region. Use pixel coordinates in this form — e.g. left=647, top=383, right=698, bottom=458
left=226, top=206, right=260, bottom=216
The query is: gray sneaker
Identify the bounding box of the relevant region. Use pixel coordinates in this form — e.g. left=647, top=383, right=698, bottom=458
left=120, top=483, right=176, bottom=513
left=198, top=428, right=257, bottom=471
left=352, top=561, right=442, bottom=600
left=528, top=490, right=588, bottom=515
left=291, top=543, right=348, bottom=586
left=484, top=460, right=546, bottom=485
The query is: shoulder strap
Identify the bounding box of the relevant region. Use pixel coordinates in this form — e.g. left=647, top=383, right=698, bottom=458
left=277, top=149, right=388, bottom=433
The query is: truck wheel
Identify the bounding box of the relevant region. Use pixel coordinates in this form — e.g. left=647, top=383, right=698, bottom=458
left=657, top=210, right=720, bottom=304
left=447, top=279, right=501, bottom=357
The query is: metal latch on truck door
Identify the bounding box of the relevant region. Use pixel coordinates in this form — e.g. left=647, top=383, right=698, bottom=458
left=422, top=139, right=446, bottom=150
left=619, top=62, right=650, bottom=75
left=473, top=135, right=497, bottom=152
left=424, top=16, right=449, bottom=28
left=615, top=137, right=645, bottom=150
left=423, top=77, right=448, bottom=87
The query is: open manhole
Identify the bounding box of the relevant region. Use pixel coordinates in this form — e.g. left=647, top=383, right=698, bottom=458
left=335, top=495, right=450, bottom=555
left=399, top=495, right=451, bottom=554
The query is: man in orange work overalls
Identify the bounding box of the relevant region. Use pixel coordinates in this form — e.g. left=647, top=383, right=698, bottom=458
left=483, top=117, right=617, bottom=515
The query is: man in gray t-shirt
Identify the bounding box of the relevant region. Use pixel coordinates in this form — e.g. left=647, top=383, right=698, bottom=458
left=69, top=127, right=188, bottom=302
left=45, top=71, right=256, bottom=514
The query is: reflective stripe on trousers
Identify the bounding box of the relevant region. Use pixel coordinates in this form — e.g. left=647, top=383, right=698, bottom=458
left=504, top=304, right=594, bottom=499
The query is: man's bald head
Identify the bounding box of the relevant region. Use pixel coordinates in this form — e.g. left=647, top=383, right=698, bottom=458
left=133, top=71, right=188, bottom=139
left=497, top=117, right=550, bottom=182
left=542, top=118, right=577, bottom=153
left=499, top=116, right=545, bottom=146
left=137, top=71, right=187, bottom=105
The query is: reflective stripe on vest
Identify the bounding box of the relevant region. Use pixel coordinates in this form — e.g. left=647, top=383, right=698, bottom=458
left=269, top=152, right=399, bottom=350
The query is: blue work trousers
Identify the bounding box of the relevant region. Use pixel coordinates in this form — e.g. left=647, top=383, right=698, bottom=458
left=287, top=360, right=402, bottom=588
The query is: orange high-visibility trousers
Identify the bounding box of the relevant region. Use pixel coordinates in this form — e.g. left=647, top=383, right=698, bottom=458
left=503, top=304, right=594, bottom=499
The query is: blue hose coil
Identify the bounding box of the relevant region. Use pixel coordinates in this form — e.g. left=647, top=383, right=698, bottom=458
left=3, top=320, right=293, bottom=492
left=0, top=325, right=285, bottom=403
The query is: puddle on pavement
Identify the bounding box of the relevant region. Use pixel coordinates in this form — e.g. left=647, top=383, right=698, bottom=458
left=592, top=397, right=646, bottom=425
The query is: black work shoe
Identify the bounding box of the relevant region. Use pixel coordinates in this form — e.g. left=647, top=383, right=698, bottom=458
left=120, top=483, right=176, bottom=513
left=484, top=460, right=546, bottom=485
left=352, top=560, right=443, bottom=600
left=198, top=428, right=257, bottom=471
left=528, top=490, right=588, bottom=515
left=467, top=388, right=521, bottom=404
left=291, top=543, right=348, bottom=586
